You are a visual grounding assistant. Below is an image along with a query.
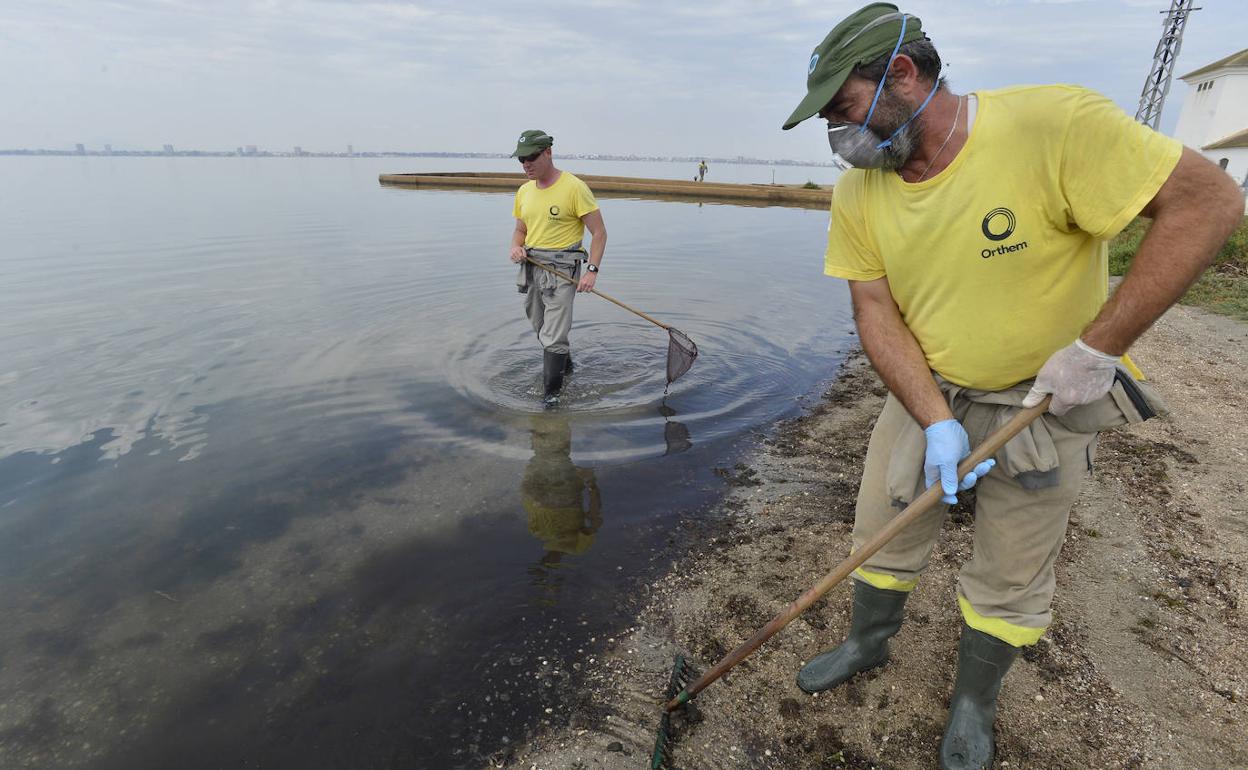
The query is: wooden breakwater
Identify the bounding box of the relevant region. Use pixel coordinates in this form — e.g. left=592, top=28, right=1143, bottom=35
left=377, top=172, right=833, bottom=209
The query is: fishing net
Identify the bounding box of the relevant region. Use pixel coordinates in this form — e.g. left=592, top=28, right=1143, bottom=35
left=665, top=328, right=698, bottom=386
left=519, top=258, right=698, bottom=389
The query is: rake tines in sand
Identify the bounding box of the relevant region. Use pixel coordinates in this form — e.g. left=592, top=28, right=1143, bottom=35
left=650, top=655, right=699, bottom=770
left=648, top=398, right=1051, bottom=766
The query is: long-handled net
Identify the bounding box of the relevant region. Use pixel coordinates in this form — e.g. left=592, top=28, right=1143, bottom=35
left=525, top=258, right=698, bottom=386
left=664, top=328, right=698, bottom=386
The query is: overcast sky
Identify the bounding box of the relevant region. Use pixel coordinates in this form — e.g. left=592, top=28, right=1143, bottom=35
left=1, top=0, right=1241, bottom=161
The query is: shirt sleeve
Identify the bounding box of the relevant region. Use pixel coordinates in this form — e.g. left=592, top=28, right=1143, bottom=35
left=824, top=172, right=885, bottom=281
left=1059, top=88, right=1183, bottom=241
left=512, top=188, right=523, bottom=221
left=573, top=179, right=600, bottom=218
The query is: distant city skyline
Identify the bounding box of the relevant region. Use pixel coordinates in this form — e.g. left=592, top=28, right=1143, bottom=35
left=2, top=1, right=1243, bottom=161
left=0, top=143, right=838, bottom=168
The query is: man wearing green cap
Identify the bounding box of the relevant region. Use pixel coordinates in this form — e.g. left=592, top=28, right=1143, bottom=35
left=508, top=130, right=607, bottom=404
left=782, top=4, right=1243, bottom=769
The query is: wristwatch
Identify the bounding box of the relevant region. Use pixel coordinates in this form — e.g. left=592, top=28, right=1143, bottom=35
left=586, top=263, right=599, bottom=273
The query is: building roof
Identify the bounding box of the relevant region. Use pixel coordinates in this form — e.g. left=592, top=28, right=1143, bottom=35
left=1180, top=48, right=1248, bottom=81
left=1204, top=127, right=1248, bottom=151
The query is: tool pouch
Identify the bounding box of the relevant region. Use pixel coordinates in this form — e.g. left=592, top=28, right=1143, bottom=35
left=517, top=243, right=585, bottom=294
left=1052, top=367, right=1169, bottom=434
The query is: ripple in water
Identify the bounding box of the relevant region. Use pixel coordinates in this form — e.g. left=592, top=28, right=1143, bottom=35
left=440, top=305, right=830, bottom=463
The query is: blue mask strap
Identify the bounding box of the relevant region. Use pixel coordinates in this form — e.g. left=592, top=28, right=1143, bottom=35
left=875, top=75, right=940, bottom=149
left=858, top=15, right=909, bottom=135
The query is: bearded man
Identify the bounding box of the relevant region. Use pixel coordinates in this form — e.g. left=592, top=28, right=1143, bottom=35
left=780, top=4, right=1243, bottom=768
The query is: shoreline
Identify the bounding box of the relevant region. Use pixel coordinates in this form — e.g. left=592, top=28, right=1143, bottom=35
left=378, top=172, right=834, bottom=209
left=503, top=302, right=1248, bottom=769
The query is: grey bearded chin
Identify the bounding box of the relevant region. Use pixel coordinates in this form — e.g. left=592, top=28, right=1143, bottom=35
left=832, top=120, right=918, bottom=171
left=831, top=130, right=885, bottom=169
left=877, top=123, right=917, bottom=170
left=866, top=115, right=920, bottom=171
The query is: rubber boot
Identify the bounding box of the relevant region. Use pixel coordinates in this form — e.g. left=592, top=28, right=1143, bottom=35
left=939, top=624, right=1020, bottom=770
left=542, top=350, right=569, bottom=405
left=564, top=354, right=574, bottom=374
left=796, top=581, right=908, bottom=693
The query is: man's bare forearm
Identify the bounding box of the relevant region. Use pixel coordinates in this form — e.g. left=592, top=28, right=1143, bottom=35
left=851, top=281, right=952, bottom=428
left=587, top=232, right=605, bottom=267
left=582, top=211, right=606, bottom=269
left=1083, top=148, right=1243, bottom=355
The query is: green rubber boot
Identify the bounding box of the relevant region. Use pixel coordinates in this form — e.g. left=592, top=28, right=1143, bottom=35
left=796, top=581, right=908, bottom=693
left=939, top=624, right=1020, bottom=770
left=542, top=350, right=569, bottom=405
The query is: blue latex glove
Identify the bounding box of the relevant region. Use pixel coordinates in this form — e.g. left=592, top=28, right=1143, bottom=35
left=923, top=419, right=996, bottom=505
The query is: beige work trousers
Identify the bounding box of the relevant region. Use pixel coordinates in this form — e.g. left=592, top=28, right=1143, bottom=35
left=523, top=250, right=580, bottom=354
left=852, top=392, right=1096, bottom=644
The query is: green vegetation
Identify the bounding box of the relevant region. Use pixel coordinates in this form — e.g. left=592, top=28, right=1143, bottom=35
left=802, top=180, right=822, bottom=189
left=1109, top=213, right=1248, bottom=320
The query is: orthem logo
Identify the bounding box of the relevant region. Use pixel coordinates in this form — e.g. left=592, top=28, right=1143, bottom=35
left=979, top=207, right=1028, bottom=259
left=808, top=53, right=820, bottom=74
left=981, top=207, right=1016, bottom=241
left=518, top=136, right=526, bottom=143
left=549, top=205, right=560, bottom=217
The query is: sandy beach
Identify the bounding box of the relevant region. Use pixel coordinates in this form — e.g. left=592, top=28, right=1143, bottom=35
left=504, top=299, right=1248, bottom=770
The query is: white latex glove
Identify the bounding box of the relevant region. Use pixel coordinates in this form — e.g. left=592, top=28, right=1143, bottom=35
left=1022, top=338, right=1119, bottom=416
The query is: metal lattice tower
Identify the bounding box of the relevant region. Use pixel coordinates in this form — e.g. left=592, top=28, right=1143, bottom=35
left=1135, top=1, right=1201, bottom=129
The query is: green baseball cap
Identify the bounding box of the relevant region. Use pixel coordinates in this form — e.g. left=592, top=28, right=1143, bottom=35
left=511, top=129, right=553, bottom=157
left=781, top=3, right=925, bottom=130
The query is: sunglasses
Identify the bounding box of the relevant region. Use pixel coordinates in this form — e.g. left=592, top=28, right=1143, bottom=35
left=517, top=151, right=543, bottom=164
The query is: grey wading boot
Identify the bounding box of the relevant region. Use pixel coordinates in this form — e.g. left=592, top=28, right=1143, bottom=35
left=939, top=624, right=1020, bottom=770
left=796, top=581, right=908, bottom=693
left=542, top=350, right=570, bottom=405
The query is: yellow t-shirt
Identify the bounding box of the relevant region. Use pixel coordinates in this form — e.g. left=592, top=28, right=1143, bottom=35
left=513, top=171, right=599, bottom=250
left=824, top=84, right=1182, bottom=391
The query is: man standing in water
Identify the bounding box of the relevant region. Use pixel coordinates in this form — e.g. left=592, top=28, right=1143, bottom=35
left=781, top=4, right=1242, bottom=769
left=509, top=130, right=607, bottom=405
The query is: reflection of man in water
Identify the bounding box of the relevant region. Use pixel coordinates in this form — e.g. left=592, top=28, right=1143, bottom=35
left=521, top=416, right=602, bottom=561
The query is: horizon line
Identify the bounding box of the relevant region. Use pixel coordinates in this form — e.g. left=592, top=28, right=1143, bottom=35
left=0, top=147, right=836, bottom=166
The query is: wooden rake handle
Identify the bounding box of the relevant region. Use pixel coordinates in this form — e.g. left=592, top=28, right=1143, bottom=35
left=663, top=396, right=1051, bottom=711
left=524, top=257, right=671, bottom=331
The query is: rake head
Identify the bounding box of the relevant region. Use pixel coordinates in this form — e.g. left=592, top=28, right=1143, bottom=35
left=650, top=655, right=701, bottom=770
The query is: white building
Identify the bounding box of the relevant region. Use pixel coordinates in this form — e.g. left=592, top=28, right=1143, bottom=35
left=1173, top=48, right=1248, bottom=189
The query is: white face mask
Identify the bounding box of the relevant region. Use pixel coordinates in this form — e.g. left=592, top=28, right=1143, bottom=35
left=826, top=119, right=917, bottom=170
left=825, top=13, right=937, bottom=170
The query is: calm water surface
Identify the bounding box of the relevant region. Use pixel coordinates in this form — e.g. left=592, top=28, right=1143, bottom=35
left=0, top=157, right=853, bottom=768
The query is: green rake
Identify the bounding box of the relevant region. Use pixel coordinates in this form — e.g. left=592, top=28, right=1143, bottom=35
left=649, top=398, right=1050, bottom=768
left=650, top=655, right=699, bottom=770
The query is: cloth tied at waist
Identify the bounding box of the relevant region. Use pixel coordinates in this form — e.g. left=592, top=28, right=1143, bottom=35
left=517, top=242, right=586, bottom=294
left=885, top=371, right=1167, bottom=507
